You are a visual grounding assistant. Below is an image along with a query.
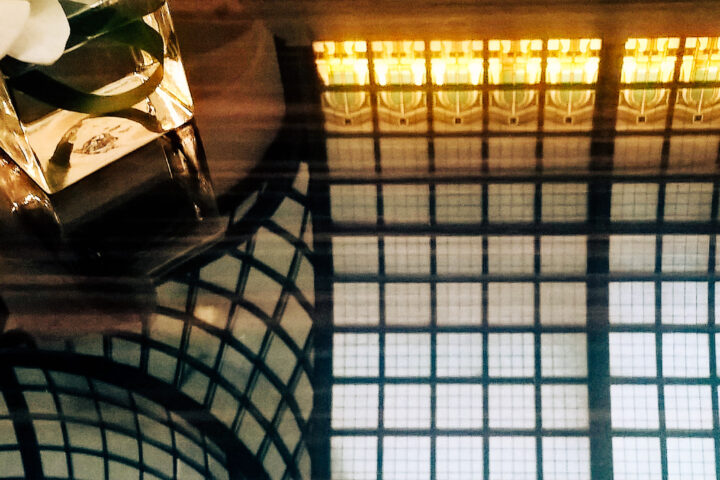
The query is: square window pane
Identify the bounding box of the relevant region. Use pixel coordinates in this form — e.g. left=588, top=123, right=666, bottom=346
left=331, top=384, right=379, bottom=429
left=379, top=138, right=429, bottom=174
left=542, top=437, right=590, bottom=480
left=488, top=137, right=536, bottom=171
left=384, top=236, right=431, bottom=274
left=488, top=333, right=534, bottom=377
left=385, top=333, right=431, bottom=377
left=488, top=184, right=534, bottom=222
left=33, top=420, right=60, bottom=446
left=437, top=333, right=483, bottom=377
left=661, top=282, right=708, bottom=325
left=489, top=384, right=535, bottom=429
left=609, top=235, right=656, bottom=272
left=612, top=437, right=662, bottom=480
left=541, top=333, right=587, bottom=377
left=0, top=451, right=24, bottom=478
left=662, top=333, right=710, bottom=377
left=333, top=236, right=379, bottom=274
left=437, top=283, right=482, bottom=325
left=436, top=436, right=483, bottom=480
left=436, top=184, right=483, bottom=223
left=611, top=183, right=659, bottom=222
left=611, top=385, right=659, bottom=429
left=330, top=185, right=377, bottom=223
left=41, top=450, right=68, bottom=478
left=326, top=138, right=375, bottom=176
left=436, top=384, right=483, bottom=429
left=543, top=137, right=591, bottom=170
left=664, top=385, right=713, bottom=430
left=435, top=137, right=483, bottom=172
left=383, top=436, right=431, bottom=480
left=255, top=227, right=295, bottom=280
left=385, top=283, right=431, bottom=325
left=542, top=183, right=588, bottom=222
left=667, top=136, right=719, bottom=169
left=193, top=289, right=233, bottom=329
left=609, top=282, right=655, bottom=324
left=436, top=237, right=483, bottom=275
left=488, top=236, right=534, bottom=274
left=333, top=334, right=379, bottom=377
left=666, top=437, right=715, bottom=480
left=664, top=182, right=713, bottom=221
left=609, top=332, right=657, bottom=377
left=541, top=384, right=589, bottom=429
left=489, top=436, right=536, bottom=480
left=541, top=236, right=587, bottom=273
left=333, top=283, right=380, bottom=326
left=383, top=385, right=431, bottom=429
left=72, top=453, right=105, bottom=480
left=488, top=283, right=533, bottom=325
left=540, top=282, right=587, bottom=325
left=383, top=185, right=430, bottom=224
left=661, top=235, right=710, bottom=273
left=613, top=136, right=663, bottom=170
left=331, top=436, right=377, bottom=480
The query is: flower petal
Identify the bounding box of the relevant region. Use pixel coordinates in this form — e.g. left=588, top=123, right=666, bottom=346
left=0, top=0, right=30, bottom=60
left=7, top=0, right=70, bottom=65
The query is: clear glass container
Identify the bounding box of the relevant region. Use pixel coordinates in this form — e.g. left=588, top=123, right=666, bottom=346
left=0, top=0, right=193, bottom=194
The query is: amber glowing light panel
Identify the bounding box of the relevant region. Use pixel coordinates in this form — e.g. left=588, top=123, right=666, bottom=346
left=313, top=41, right=369, bottom=86
left=681, top=37, right=720, bottom=83
left=546, top=38, right=601, bottom=84
left=429, top=40, right=484, bottom=86
left=313, top=39, right=602, bottom=131
left=622, top=37, right=679, bottom=83
left=314, top=39, right=605, bottom=88
left=487, top=39, right=542, bottom=85
left=675, top=37, right=720, bottom=128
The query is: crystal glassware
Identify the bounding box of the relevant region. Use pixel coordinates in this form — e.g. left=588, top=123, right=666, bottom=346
left=0, top=0, right=194, bottom=194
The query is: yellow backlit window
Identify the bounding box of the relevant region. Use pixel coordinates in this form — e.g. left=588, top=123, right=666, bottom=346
left=313, top=41, right=369, bottom=86
left=622, top=37, right=679, bottom=83
left=371, top=41, right=426, bottom=86
left=681, top=37, right=720, bottom=83
left=429, top=40, right=484, bottom=86
left=488, top=39, right=543, bottom=85
left=546, top=38, right=601, bottom=84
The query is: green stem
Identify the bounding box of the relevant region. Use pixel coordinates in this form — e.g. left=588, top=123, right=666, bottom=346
left=1, top=0, right=167, bottom=115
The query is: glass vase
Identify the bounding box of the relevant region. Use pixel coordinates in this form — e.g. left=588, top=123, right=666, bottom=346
left=0, top=0, right=194, bottom=194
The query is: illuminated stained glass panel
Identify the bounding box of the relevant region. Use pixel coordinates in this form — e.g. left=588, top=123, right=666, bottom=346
left=372, top=40, right=429, bottom=132
left=674, top=36, right=720, bottom=128
left=544, top=38, right=600, bottom=131
left=430, top=40, right=484, bottom=131
left=487, top=39, right=542, bottom=130
left=618, top=37, right=679, bottom=130
left=314, top=41, right=372, bottom=132
left=315, top=37, right=601, bottom=139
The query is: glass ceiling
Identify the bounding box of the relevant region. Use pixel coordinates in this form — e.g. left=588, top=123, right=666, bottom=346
left=314, top=37, right=720, bottom=480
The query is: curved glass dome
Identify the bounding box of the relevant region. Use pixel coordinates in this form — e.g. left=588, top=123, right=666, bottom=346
left=0, top=155, right=316, bottom=480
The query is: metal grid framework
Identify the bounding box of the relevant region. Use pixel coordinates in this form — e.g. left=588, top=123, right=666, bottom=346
left=0, top=365, right=233, bottom=480
left=310, top=36, right=720, bottom=480
left=0, top=161, right=316, bottom=480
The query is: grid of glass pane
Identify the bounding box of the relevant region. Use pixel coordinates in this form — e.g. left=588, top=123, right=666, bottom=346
left=328, top=173, right=591, bottom=480
left=7, top=161, right=318, bottom=480
left=3, top=367, right=229, bottom=480
left=318, top=36, right=720, bottom=480
left=609, top=178, right=718, bottom=480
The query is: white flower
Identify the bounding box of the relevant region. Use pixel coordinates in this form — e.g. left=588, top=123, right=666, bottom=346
left=0, top=0, right=70, bottom=65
